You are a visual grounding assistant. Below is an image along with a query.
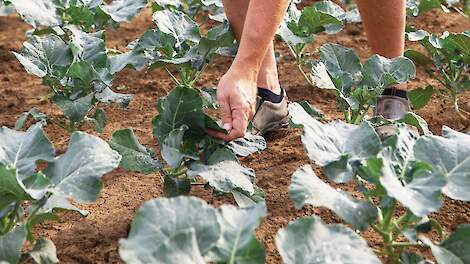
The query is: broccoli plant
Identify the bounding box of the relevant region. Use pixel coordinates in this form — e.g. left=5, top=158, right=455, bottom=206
left=283, top=102, right=470, bottom=263
left=309, top=43, right=417, bottom=124
left=119, top=196, right=267, bottom=264
left=109, top=10, right=265, bottom=204
left=152, top=0, right=224, bottom=20
left=5, top=0, right=147, bottom=32
left=407, top=0, right=469, bottom=19
left=0, top=122, right=121, bottom=263
left=277, top=1, right=360, bottom=87
left=405, top=30, right=470, bottom=115
left=13, top=28, right=132, bottom=133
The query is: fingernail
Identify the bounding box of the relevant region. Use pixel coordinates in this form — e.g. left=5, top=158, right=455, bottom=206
left=223, top=123, right=232, bottom=130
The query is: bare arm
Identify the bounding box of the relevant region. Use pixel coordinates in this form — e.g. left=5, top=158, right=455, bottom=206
left=208, top=0, right=290, bottom=141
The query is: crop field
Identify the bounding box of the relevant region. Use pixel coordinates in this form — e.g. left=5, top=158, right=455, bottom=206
left=0, top=0, right=470, bottom=263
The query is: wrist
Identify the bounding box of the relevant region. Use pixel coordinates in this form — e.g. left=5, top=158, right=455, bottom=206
left=229, top=58, right=260, bottom=81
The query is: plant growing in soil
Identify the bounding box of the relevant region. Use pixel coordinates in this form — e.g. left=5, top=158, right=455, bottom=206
left=109, top=9, right=266, bottom=204
left=309, top=43, right=417, bottom=124
left=284, top=102, right=470, bottom=263
left=406, top=0, right=469, bottom=19
left=0, top=122, right=121, bottom=263
left=119, top=196, right=267, bottom=263
left=9, top=0, right=149, bottom=133
left=405, top=30, right=470, bottom=115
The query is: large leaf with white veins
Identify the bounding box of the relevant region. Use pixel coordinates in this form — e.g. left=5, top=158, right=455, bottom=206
left=421, top=224, right=470, bottom=264
left=289, top=165, right=377, bottom=230
left=227, top=133, right=267, bottom=157
left=119, top=197, right=220, bottom=263
left=289, top=103, right=381, bottom=183
left=152, top=10, right=200, bottom=47
left=44, top=132, right=121, bottom=203
left=206, top=203, right=267, bottom=264
left=414, top=126, right=470, bottom=201
left=275, top=216, right=381, bottom=264
left=0, top=123, right=55, bottom=177
left=13, top=35, right=72, bottom=78
left=378, top=148, right=446, bottom=217
left=361, top=55, right=416, bottom=88
left=9, top=0, right=61, bottom=27
left=100, top=0, right=147, bottom=22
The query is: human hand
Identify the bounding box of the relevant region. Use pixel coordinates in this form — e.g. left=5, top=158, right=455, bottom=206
left=207, top=66, right=258, bottom=141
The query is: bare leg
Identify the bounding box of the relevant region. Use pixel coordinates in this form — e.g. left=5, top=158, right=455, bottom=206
left=222, top=0, right=281, bottom=94
left=355, top=0, right=406, bottom=59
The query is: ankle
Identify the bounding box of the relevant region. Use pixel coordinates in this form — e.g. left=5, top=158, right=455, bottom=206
left=257, top=69, right=281, bottom=94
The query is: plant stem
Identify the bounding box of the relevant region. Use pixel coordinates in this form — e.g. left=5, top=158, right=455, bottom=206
left=391, top=242, right=423, bottom=247
left=165, top=68, right=181, bottom=85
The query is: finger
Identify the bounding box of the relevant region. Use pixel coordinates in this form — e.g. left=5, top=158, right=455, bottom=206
left=218, top=95, right=233, bottom=131
left=228, top=108, right=248, bottom=139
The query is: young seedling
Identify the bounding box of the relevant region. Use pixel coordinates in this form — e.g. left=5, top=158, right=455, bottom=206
left=405, top=30, right=470, bottom=116
left=109, top=10, right=266, bottom=205
left=310, top=43, right=416, bottom=124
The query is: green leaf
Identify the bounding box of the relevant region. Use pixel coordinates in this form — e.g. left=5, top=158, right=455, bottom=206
left=404, top=49, right=432, bottom=67
left=297, top=100, right=324, bottom=120
left=13, top=35, right=72, bottom=78
left=68, top=27, right=107, bottom=67
left=438, top=224, right=470, bottom=263
left=445, top=33, right=470, bottom=64
left=9, top=0, right=61, bottom=27
left=296, top=6, right=343, bottom=35
left=44, top=132, right=121, bottom=203
left=188, top=159, right=256, bottom=195
left=162, top=125, right=198, bottom=168
left=289, top=103, right=381, bottom=183
left=52, top=93, right=93, bottom=123
left=408, top=85, right=435, bottom=109
left=40, top=194, right=89, bottom=216
left=275, top=216, right=380, bottom=264
left=0, top=165, right=30, bottom=210
left=226, top=133, right=267, bottom=157
left=378, top=148, right=446, bottom=216
left=152, top=86, right=205, bottom=144
left=95, top=87, right=132, bottom=108
left=0, top=123, right=55, bottom=177
left=29, top=238, right=59, bottom=264
left=152, top=10, right=200, bottom=47
left=319, top=43, right=362, bottom=91
left=163, top=174, right=191, bottom=197
left=15, top=108, right=47, bottom=130
left=109, top=129, right=162, bottom=174
left=90, top=108, right=107, bottom=133
left=313, top=1, right=346, bottom=34
left=414, top=127, right=470, bottom=201
left=396, top=112, right=431, bottom=135
left=119, top=197, right=220, bottom=263
left=206, top=203, right=267, bottom=264
left=0, top=226, right=27, bottom=264
left=289, top=165, right=377, bottom=230
left=100, top=0, right=147, bottom=22
left=361, top=55, right=416, bottom=88
left=108, top=49, right=148, bottom=74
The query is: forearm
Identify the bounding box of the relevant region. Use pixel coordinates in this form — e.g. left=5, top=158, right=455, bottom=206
left=231, top=0, right=290, bottom=74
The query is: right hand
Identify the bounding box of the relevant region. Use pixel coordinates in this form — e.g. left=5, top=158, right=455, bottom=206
left=207, top=66, right=258, bottom=141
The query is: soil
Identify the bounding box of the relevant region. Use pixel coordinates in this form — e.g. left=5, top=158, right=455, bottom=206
left=1, top=2, right=469, bottom=264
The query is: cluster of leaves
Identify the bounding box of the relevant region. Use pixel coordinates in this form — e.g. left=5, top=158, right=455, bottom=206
left=277, top=0, right=360, bottom=86
left=10, top=0, right=148, bottom=133
left=110, top=7, right=236, bottom=86
left=119, top=196, right=267, bottom=263
left=0, top=123, right=121, bottom=263
left=3, top=0, right=148, bottom=32
left=405, top=30, right=470, bottom=114
left=108, top=9, right=266, bottom=204
left=284, top=102, right=470, bottom=263
left=310, top=43, right=417, bottom=124
left=152, top=0, right=225, bottom=21
left=406, top=0, right=469, bottom=19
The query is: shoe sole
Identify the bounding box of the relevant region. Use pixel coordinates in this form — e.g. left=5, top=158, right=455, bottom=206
left=254, top=115, right=290, bottom=136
